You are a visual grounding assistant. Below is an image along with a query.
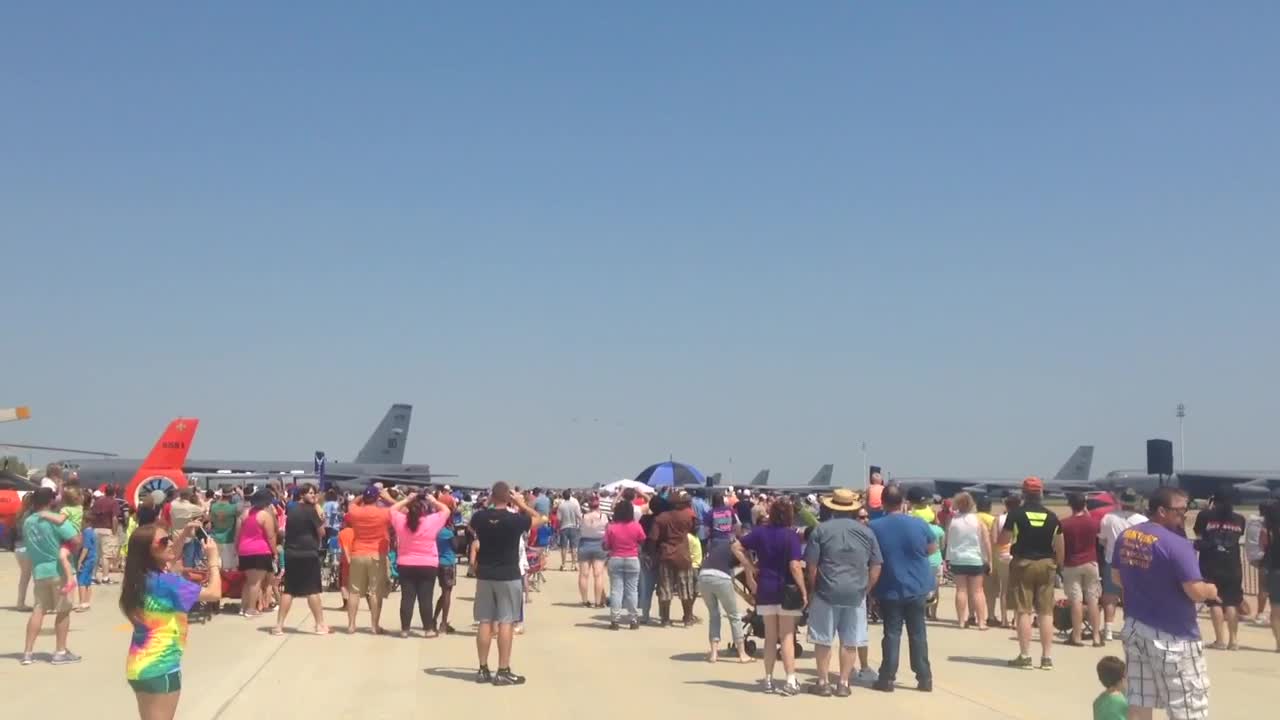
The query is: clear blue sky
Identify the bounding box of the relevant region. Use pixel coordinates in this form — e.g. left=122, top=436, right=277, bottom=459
left=4, top=3, right=1277, bottom=487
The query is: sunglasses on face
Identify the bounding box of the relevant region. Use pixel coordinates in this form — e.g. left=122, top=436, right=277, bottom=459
left=153, top=535, right=173, bottom=549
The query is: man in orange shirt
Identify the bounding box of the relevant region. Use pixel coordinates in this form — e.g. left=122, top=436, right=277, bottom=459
left=344, top=486, right=392, bottom=634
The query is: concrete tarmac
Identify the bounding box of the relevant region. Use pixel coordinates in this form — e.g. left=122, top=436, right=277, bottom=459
left=2, top=553, right=1276, bottom=719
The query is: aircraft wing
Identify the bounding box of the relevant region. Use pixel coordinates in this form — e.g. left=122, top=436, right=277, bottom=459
left=0, top=442, right=118, bottom=457
left=1, top=406, right=32, bottom=423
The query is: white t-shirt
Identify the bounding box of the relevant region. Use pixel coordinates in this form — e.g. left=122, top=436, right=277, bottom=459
left=1098, top=510, right=1148, bottom=564
left=946, top=513, right=986, bottom=567
left=556, top=497, right=582, bottom=529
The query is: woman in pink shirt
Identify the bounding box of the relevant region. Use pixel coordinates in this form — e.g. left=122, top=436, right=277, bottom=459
left=604, top=501, right=648, bottom=630
left=389, top=491, right=450, bottom=638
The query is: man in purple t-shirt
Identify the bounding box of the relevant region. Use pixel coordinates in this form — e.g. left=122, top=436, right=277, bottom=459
left=1111, top=487, right=1219, bottom=720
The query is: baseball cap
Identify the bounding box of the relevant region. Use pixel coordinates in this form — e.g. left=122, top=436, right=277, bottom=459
left=1119, top=487, right=1139, bottom=504
left=362, top=485, right=381, bottom=501
left=906, top=486, right=930, bottom=504
left=1022, top=476, right=1044, bottom=492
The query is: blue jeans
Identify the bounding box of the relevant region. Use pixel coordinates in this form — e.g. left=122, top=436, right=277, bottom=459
left=182, top=539, right=203, bottom=568
left=697, top=573, right=744, bottom=645
left=608, top=557, right=641, bottom=621
left=638, top=555, right=658, bottom=619
left=878, top=595, right=932, bottom=684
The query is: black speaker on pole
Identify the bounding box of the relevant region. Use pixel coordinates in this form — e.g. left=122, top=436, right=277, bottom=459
left=1146, top=439, right=1174, bottom=477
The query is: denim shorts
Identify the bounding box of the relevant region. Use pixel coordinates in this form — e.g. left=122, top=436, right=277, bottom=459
left=559, top=527, right=581, bottom=550
left=806, top=596, right=868, bottom=648
left=577, top=538, right=607, bottom=563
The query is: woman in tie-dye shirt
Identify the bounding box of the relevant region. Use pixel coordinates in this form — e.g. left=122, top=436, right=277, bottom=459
left=119, top=523, right=223, bottom=720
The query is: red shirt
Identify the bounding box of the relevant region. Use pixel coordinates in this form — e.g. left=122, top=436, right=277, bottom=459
left=1060, top=512, right=1100, bottom=567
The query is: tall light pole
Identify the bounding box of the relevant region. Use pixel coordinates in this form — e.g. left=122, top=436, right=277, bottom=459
left=861, top=441, right=868, bottom=491
left=1176, top=403, right=1186, bottom=470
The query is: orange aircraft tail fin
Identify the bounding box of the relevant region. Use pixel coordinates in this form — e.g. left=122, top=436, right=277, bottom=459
left=124, top=418, right=199, bottom=508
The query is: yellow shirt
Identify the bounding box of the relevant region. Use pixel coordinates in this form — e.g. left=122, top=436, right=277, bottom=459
left=909, top=505, right=936, bottom=525
left=977, top=512, right=996, bottom=532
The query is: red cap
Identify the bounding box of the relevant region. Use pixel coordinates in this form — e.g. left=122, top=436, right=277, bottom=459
left=1022, top=476, right=1043, bottom=492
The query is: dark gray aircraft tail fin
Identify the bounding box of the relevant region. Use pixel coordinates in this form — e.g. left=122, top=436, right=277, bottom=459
left=1053, top=446, right=1094, bottom=482
left=355, top=404, right=413, bottom=464
left=750, top=469, right=770, bottom=486
left=808, top=464, right=835, bottom=486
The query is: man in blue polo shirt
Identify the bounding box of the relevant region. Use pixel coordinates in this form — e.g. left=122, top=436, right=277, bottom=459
left=869, top=485, right=936, bottom=693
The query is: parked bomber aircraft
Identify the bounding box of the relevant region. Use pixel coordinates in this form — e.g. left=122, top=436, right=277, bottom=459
left=57, top=404, right=456, bottom=505
left=1095, top=468, right=1280, bottom=502
left=890, top=446, right=1095, bottom=499
left=746, top=464, right=837, bottom=493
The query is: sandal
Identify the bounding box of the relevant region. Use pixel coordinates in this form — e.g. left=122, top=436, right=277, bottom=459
left=269, top=627, right=284, bottom=636
left=1207, top=642, right=1228, bottom=650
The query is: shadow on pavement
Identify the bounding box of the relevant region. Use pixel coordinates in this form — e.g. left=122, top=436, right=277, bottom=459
left=424, top=667, right=481, bottom=683
left=0, top=652, right=48, bottom=661
left=947, top=655, right=1013, bottom=668
left=684, top=679, right=762, bottom=693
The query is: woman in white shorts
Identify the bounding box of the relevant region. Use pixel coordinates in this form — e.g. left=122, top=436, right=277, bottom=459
left=740, top=498, right=808, bottom=696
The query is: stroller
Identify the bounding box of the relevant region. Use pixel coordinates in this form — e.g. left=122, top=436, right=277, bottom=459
left=182, top=566, right=246, bottom=622
left=732, top=570, right=806, bottom=659
left=525, top=545, right=545, bottom=592
left=1052, top=598, right=1096, bottom=641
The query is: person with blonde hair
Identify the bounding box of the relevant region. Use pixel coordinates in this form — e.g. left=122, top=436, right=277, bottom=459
left=945, top=492, right=991, bottom=630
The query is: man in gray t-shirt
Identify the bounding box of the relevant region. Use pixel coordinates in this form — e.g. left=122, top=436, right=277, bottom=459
left=555, top=491, right=583, bottom=570
left=804, top=490, right=883, bottom=695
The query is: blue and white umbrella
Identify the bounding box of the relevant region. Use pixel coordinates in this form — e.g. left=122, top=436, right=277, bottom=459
left=634, top=461, right=706, bottom=489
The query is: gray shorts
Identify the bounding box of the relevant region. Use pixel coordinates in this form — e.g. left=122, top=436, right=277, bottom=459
left=474, top=578, right=523, bottom=624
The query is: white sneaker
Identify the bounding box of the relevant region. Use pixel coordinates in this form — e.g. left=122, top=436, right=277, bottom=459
left=1101, top=628, right=1112, bottom=642
left=855, top=668, right=879, bottom=685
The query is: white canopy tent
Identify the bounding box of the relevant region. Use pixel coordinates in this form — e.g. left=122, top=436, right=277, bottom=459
left=600, top=478, right=654, bottom=495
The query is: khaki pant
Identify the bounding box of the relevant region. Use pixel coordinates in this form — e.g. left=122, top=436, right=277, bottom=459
left=1062, top=562, right=1101, bottom=604
left=347, top=555, right=388, bottom=598
left=33, top=578, right=74, bottom=614
left=1009, top=557, right=1057, bottom=615
left=94, top=528, right=118, bottom=578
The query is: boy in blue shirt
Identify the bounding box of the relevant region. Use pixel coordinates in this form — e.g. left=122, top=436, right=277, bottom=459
left=76, top=525, right=99, bottom=611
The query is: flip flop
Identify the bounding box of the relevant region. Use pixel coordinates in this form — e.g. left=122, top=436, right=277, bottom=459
left=269, top=628, right=284, bottom=636
left=1206, top=642, right=1228, bottom=650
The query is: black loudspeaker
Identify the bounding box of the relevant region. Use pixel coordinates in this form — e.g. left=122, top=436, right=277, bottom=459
left=1146, top=439, right=1174, bottom=476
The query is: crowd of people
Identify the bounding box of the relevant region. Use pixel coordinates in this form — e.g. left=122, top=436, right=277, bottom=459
left=9, top=461, right=1280, bottom=720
